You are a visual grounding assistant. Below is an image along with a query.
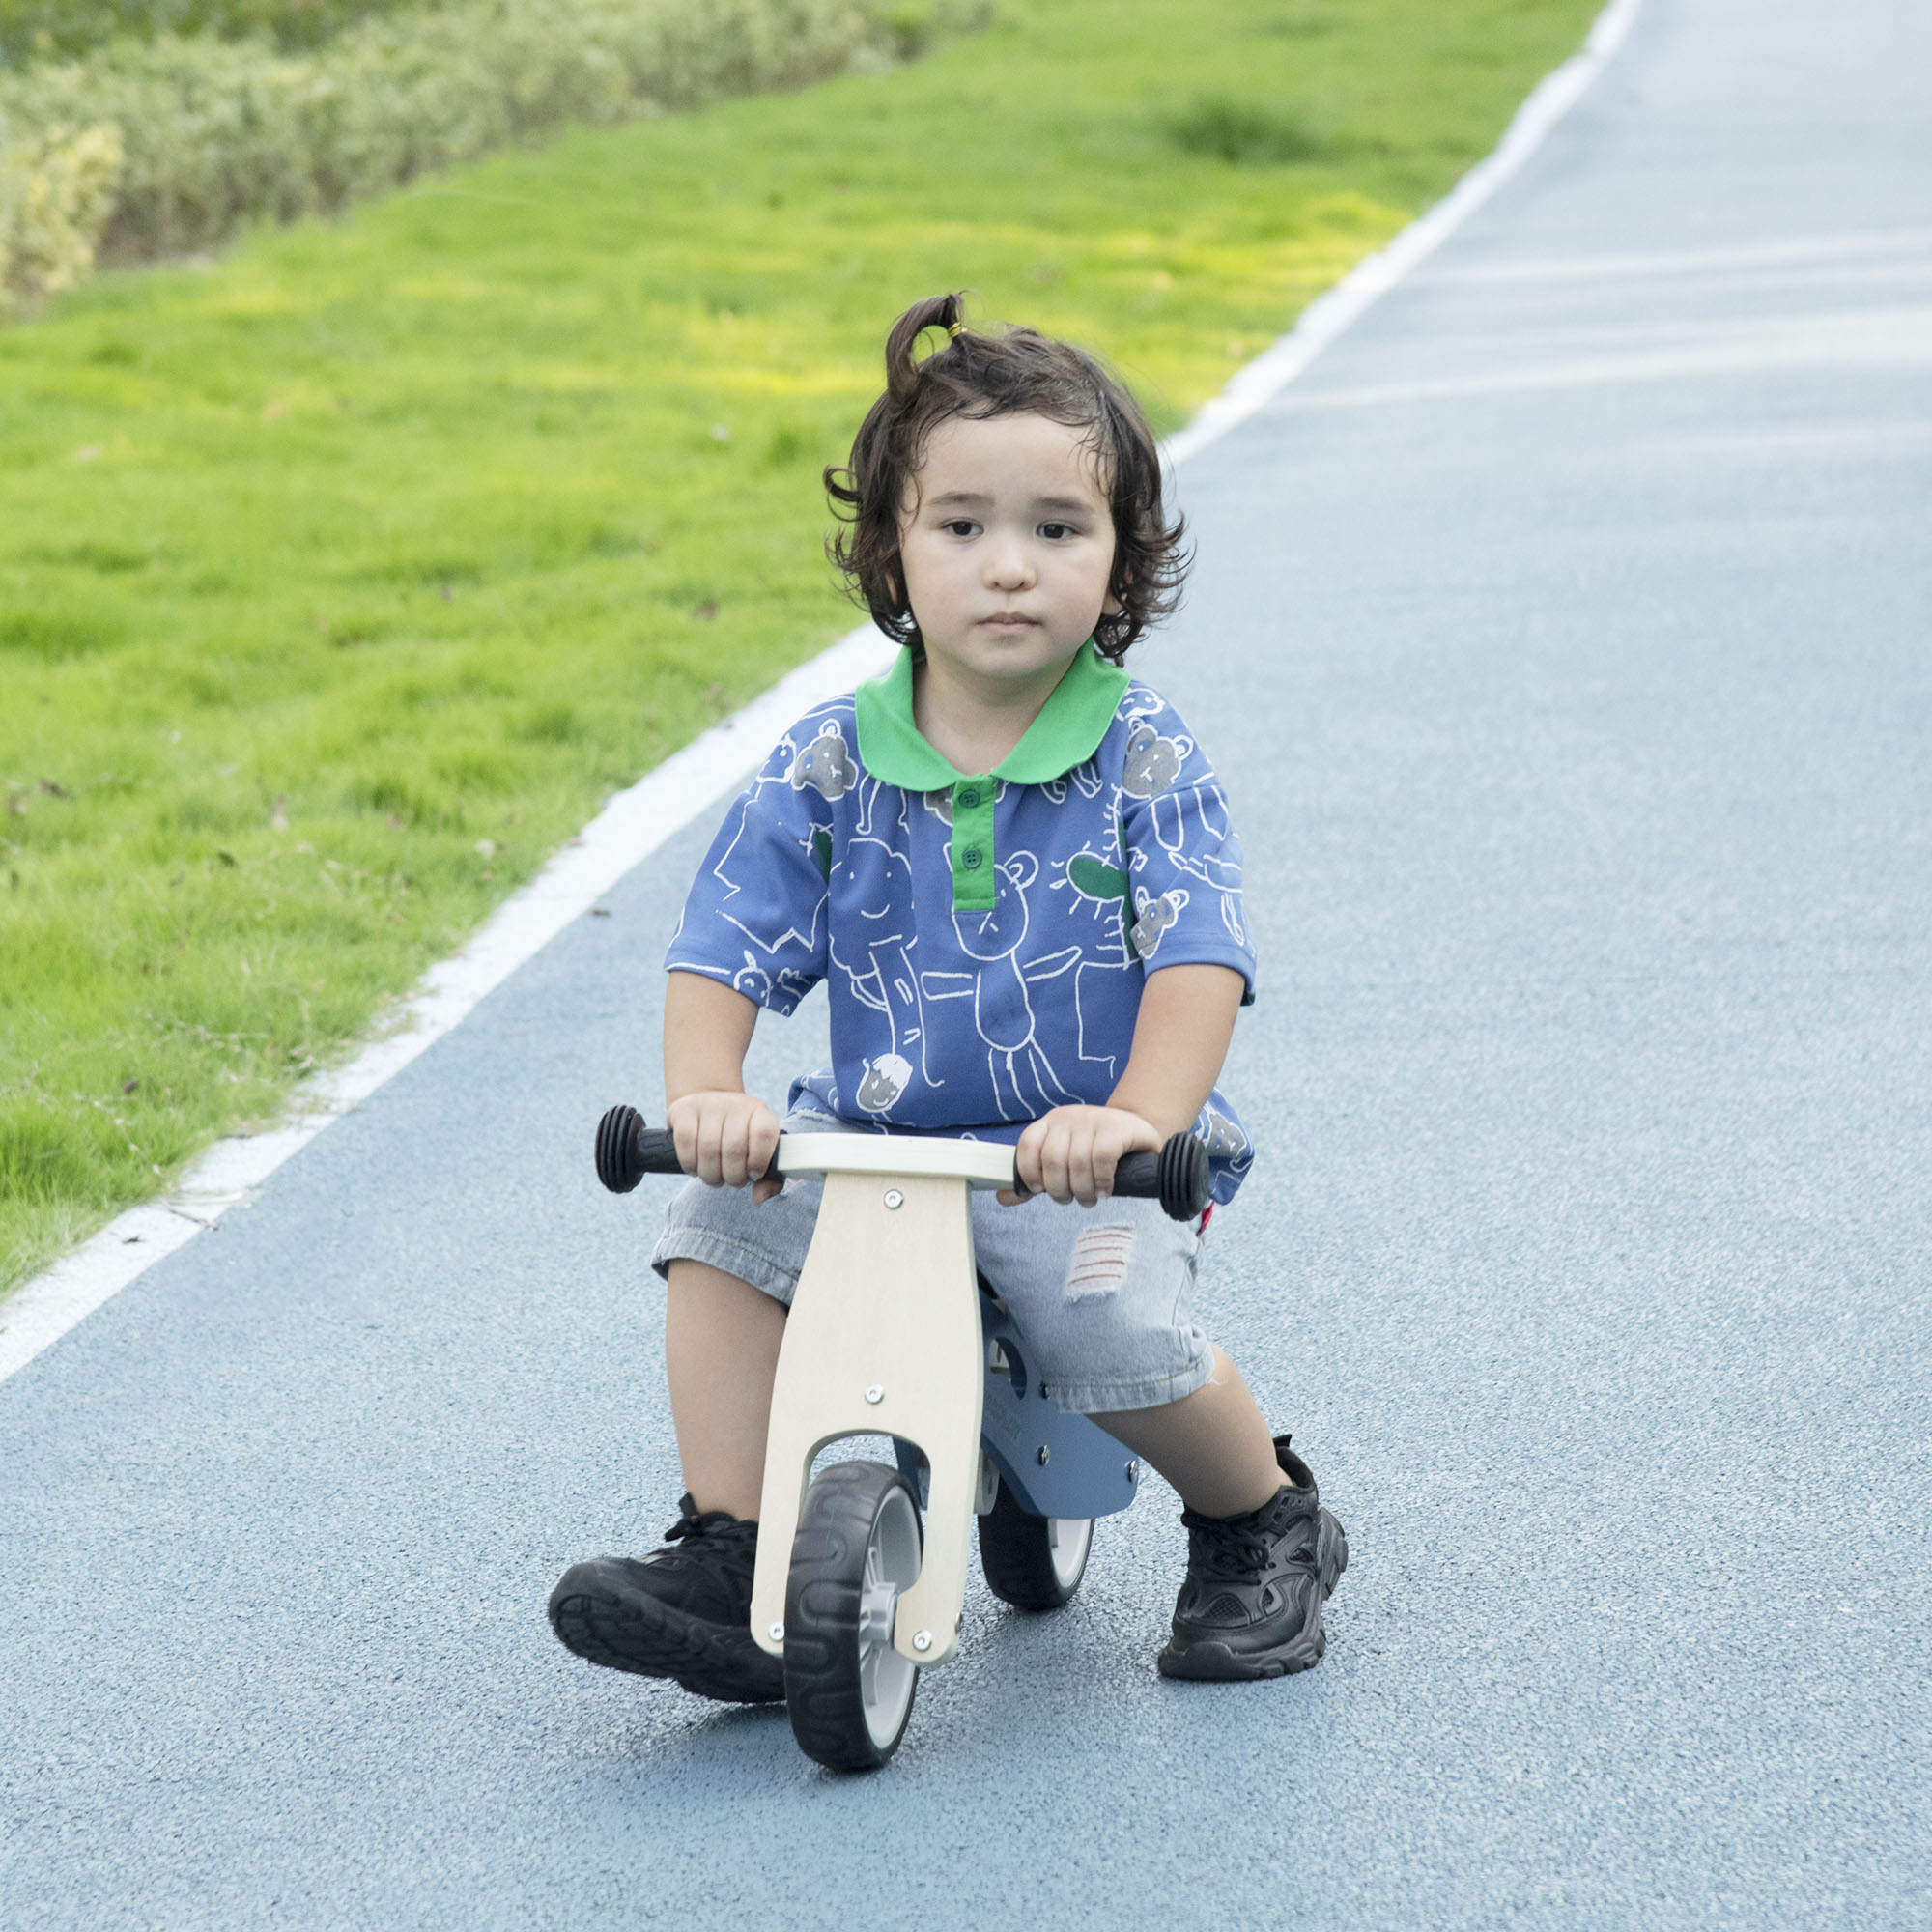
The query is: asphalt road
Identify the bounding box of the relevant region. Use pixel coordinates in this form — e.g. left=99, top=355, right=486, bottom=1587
left=5, top=0, right=1928, bottom=1924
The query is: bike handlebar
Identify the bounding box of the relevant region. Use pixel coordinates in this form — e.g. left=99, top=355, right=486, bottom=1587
left=592, top=1103, right=1211, bottom=1223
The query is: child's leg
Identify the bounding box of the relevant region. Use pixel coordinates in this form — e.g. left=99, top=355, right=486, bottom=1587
left=1092, top=1345, right=1288, bottom=1519
left=969, top=1191, right=1283, bottom=1513
left=549, top=1263, right=784, bottom=1700
left=665, top=1259, right=784, bottom=1521
left=970, top=1191, right=1346, bottom=1678
left=1097, top=1349, right=1348, bottom=1682
left=549, top=1171, right=815, bottom=1701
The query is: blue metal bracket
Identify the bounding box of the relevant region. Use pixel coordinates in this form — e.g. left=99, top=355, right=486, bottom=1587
left=971, top=1295, right=1141, bottom=1520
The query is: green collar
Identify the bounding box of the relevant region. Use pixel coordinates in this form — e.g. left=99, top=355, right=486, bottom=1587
left=853, top=642, right=1128, bottom=791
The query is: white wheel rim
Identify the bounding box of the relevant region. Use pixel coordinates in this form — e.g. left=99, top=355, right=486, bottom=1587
left=1045, top=1517, right=1094, bottom=1590
left=857, top=1486, right=922, bottom=1748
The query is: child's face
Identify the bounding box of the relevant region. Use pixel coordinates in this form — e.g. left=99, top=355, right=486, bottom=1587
left=896, top=412, right=1121, bottom=696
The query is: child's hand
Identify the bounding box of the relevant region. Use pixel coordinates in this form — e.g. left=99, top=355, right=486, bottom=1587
left=1003, top=1105, right=1161, bottom=1208
left=667, top=1091, right=784, bottom=1204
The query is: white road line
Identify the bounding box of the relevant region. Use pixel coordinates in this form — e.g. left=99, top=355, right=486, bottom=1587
left=0, top=0, right=1643, bottom=1388
left=1410, top=225, right=1932, bottom=288
left=1271, top=305, right=1932, bottom=411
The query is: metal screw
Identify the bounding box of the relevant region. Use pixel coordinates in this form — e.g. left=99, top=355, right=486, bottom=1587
left=912, top=1630, right=932, bottom=1653
left=865, top=1384, right=885, bottom=1405
left=768, top=1621, right=784, bottom=1642
left=1126, top=1459, right=1141, bottom=1482
left=1037, top=1445, right=1050, bottom=1466
left=883, top=1188, right=903, bottom=1210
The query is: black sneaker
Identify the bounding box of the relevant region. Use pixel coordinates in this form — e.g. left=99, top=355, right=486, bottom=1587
left=1156, top=1436, right=1348, bottom=1681
left=548, top=1495, right=783, bottom=1704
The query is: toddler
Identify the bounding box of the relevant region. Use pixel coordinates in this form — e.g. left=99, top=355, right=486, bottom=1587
left=550, top=294, right=1346, bottom=1700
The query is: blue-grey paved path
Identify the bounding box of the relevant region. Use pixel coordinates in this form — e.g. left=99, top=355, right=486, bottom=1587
left=6, top=1, right=1929, bottom=1924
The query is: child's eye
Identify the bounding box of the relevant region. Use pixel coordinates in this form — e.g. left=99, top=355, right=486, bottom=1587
left=1038, top=522, right=1076, bottom=540
left=942, top=519, right=980, bottom=538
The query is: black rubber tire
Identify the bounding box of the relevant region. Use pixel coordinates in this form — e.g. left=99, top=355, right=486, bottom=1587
left=783, top=1462, right=923, bottom=1773
left=977, top=1477, right=1094, bottom=1610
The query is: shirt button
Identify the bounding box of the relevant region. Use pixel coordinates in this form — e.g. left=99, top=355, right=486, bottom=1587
left=961, top=847, right=983, bottom=869
left=957, top=787, right=980, bottom=809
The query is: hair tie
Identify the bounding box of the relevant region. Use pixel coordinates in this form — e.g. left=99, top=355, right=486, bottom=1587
left=946, top=322, right=964, bottom=340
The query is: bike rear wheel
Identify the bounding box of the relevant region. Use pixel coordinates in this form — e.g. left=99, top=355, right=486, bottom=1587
left=978, top=1475, right=1094, bottom=1609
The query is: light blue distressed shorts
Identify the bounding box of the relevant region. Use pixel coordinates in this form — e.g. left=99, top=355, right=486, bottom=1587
left=648, top=1114, right=1214, bottom=1415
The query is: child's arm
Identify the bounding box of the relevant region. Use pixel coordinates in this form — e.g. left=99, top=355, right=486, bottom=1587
left=1007, top=962, right=1246, bottom=1208
left=664, top=970, right=785, bottom=1205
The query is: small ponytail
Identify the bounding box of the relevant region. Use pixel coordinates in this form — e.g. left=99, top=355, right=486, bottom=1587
left=881, top=290, right=969, bottom=404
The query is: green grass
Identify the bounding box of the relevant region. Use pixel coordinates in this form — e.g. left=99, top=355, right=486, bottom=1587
left=0, top=0, right=1599, bottom=1293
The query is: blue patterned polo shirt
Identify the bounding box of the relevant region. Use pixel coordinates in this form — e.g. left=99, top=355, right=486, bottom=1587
left=665, top=642, right=1259, bottom=1203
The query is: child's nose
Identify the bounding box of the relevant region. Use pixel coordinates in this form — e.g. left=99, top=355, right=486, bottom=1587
left=984, top=540, right=1036, bottom=589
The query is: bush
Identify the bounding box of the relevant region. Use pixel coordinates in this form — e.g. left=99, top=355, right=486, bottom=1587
left=0, top=115, right=123, bottom=312
left=1, top=0, right=439, bottom=68
left=0, top=0, right=984, bottom=301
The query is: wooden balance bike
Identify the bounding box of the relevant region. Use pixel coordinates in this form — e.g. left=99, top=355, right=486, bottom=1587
left=594, top=1104, right=1209, bottom=1772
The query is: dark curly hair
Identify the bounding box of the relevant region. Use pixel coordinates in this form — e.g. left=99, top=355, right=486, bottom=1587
left=825, top=292, right=1189, bottom=663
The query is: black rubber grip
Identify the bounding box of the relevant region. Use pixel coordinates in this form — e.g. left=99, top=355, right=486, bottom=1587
left=1111, top=1133, right=1212, bottom=1222
left=593, top=1104, right=684, bottom=1193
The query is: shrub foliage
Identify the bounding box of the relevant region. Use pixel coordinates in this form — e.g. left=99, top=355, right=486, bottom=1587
left=0, top=116, right=123, bottom=309
left=2, top=0, right=442, bottom=68
left=0, top=0, right=980, bottom=308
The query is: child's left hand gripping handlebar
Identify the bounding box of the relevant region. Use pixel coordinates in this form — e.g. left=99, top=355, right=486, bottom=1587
left=592, top=1104, right=1212, bottom=1223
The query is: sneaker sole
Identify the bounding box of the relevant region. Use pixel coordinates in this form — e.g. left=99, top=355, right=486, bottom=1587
left=1156, top=1625, right=1327, bottom=1680
left=1155, top=1512, right=1350, bottom=1684
left=548, top=1561, right=783, bottom=1705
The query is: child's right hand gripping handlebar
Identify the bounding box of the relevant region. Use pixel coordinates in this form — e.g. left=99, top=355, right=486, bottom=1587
left=592, top=1104, right=1211, bottom=1223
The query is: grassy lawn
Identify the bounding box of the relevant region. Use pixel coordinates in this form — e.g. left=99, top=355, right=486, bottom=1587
left=0, top=0, right=1599, bottom=1294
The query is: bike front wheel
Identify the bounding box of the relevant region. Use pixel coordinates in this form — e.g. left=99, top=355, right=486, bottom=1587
left=782, top=1461, right=923, bottom=1772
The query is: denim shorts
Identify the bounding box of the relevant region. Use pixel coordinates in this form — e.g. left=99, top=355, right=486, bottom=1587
left=648, top=1114, right=1215, bottom=1415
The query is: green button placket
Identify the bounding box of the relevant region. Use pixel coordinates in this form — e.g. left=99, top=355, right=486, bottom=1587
left=852, top=643, right=1131, bottom=915
left=950, top=779, right=997, bottom=911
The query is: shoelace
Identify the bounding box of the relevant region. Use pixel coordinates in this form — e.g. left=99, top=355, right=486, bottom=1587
left=1180, top=1507, right=1276, bottom=1582
left=661, top=1503, right=758, bottom=1594
left=661, top=1503, right=716, bottom=1545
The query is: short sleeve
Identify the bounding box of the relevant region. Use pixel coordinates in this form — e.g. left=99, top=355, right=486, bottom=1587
left=1116, top=700, right=1258, bottom=1004
left=664, top=709, right=846, bottom=1015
